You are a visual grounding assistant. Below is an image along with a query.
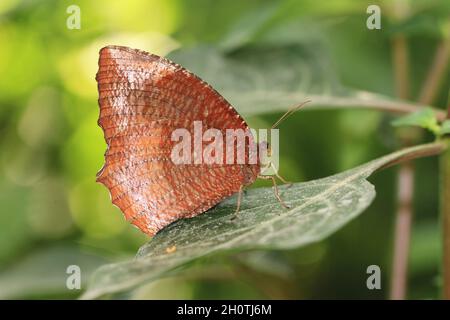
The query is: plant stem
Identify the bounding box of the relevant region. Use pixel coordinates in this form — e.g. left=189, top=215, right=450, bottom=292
left=441, top=142, right=450, bottom=299
left=388, top=140, right=447, bottom=298
left=390, top=0, right=413, bottom=299
left=392, top=35, right=410, bottom=100
left=246, top=94, right=447, bottom=121
left=391, top=0, right=411, bottom=100
left=390, top=162, right=414, bottom=299
left=441, top=90, right=450, bottom=299
left=418, top=25, right=450, bottom=105
left=426, top=22, right=450, bottom=300
left=378, top=141, right=447, bottom=170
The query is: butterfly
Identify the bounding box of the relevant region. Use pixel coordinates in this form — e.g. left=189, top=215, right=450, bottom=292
left=96, top=45, right=305, bottom=236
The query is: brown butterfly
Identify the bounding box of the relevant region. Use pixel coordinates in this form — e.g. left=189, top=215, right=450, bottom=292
left=96, top=45, right=305, bottom=236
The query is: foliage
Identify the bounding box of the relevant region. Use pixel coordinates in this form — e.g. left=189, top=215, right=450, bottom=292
left=82, top=143, right=445, bottom=299
left=392, top=107, right=441, bottom=136
left=0, top=0, right=448, bottom=299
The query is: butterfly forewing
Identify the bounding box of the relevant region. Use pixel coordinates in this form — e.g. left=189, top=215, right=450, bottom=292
left=96, top=45, right=259, bottom=236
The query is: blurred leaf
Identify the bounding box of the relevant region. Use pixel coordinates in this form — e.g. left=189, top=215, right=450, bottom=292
left=387, top=5, right=450, bottom=38
left=0, top=182, right=31, bottom=263
left=168, top=45, right=344, bottom=114
left=440, top=120, right=450, bottom=135
left=17, top=87, right=62, bottom=148
left=409, top=222, right=440, bottom=275
left=234, top=251, right=295, bottom=279
left=81, top=142, right=443, bottom=299
left=391, top=107, right=441, bottom=135
left=167, top=46, right=438, bottom=118
left=0, top=0, right=19, bottom=15
left=0, top=246, right=107, bottom=299
left=0, top=26, right=49, bottom=100
left=62, top=112, right=105, bottom=180
left=219, top=0, right=364, bottom=52
left=219, top=2, right=281, bottom=51
left=389, top=15, right=440, bottom=37
left=68, top=179, right=126, bottom=238
left=93, top=0, right=180, bottom=34
left=27, top=178, right=73, bottom=238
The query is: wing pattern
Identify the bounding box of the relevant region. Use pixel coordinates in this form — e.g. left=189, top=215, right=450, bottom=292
left=96, top=46, right=260, bottom=236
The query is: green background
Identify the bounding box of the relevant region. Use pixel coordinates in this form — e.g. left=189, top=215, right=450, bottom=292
left=0, top=0, right=448, bottom=299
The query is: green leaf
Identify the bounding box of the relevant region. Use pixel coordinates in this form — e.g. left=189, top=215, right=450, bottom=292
left=0, top=182, right=31, bottom=264
left=166, top=46, right=441, bottom=119
left=219, top=2, right=281, bottom=51
left=81, top=142, right=445, bottom=299
left=387, top=4, right=450, bottom=38
left=0, top=246, right=108, bottom=299
left=391, top=107, right=441, bottom=135
left=409, top=223, right=440, bottom=275
left=440, top=120, right=450, bottom=135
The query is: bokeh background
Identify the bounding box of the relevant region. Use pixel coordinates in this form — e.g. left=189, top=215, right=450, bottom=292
left=0, top=0, right=449, bottom=299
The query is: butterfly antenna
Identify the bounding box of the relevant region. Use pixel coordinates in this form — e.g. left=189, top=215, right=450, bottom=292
left=271, top=100, right=311, bottom=129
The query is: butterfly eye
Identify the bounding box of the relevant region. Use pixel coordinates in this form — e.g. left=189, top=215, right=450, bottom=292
left=259, top=141, right=271, bottom=156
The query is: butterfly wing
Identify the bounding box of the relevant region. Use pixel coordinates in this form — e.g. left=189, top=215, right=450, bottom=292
left=96, top=45, right=259, bottom=236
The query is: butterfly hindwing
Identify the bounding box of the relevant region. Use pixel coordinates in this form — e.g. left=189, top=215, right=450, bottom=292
left=96, top=46, right=259, bottom=236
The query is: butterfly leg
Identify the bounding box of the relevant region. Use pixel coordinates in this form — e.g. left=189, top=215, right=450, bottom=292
left=230, top=185, right=244, bottom=221
left=270, top=163, right=293, bottom=187
left=277, top=173, right=292, bottom=186
left=258, top=175, right=290, bottom=209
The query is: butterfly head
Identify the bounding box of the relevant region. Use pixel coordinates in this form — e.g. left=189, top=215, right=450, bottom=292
left=262, top=141, right=271, bottom=156
left=257, top=140, right=273, bottom=174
